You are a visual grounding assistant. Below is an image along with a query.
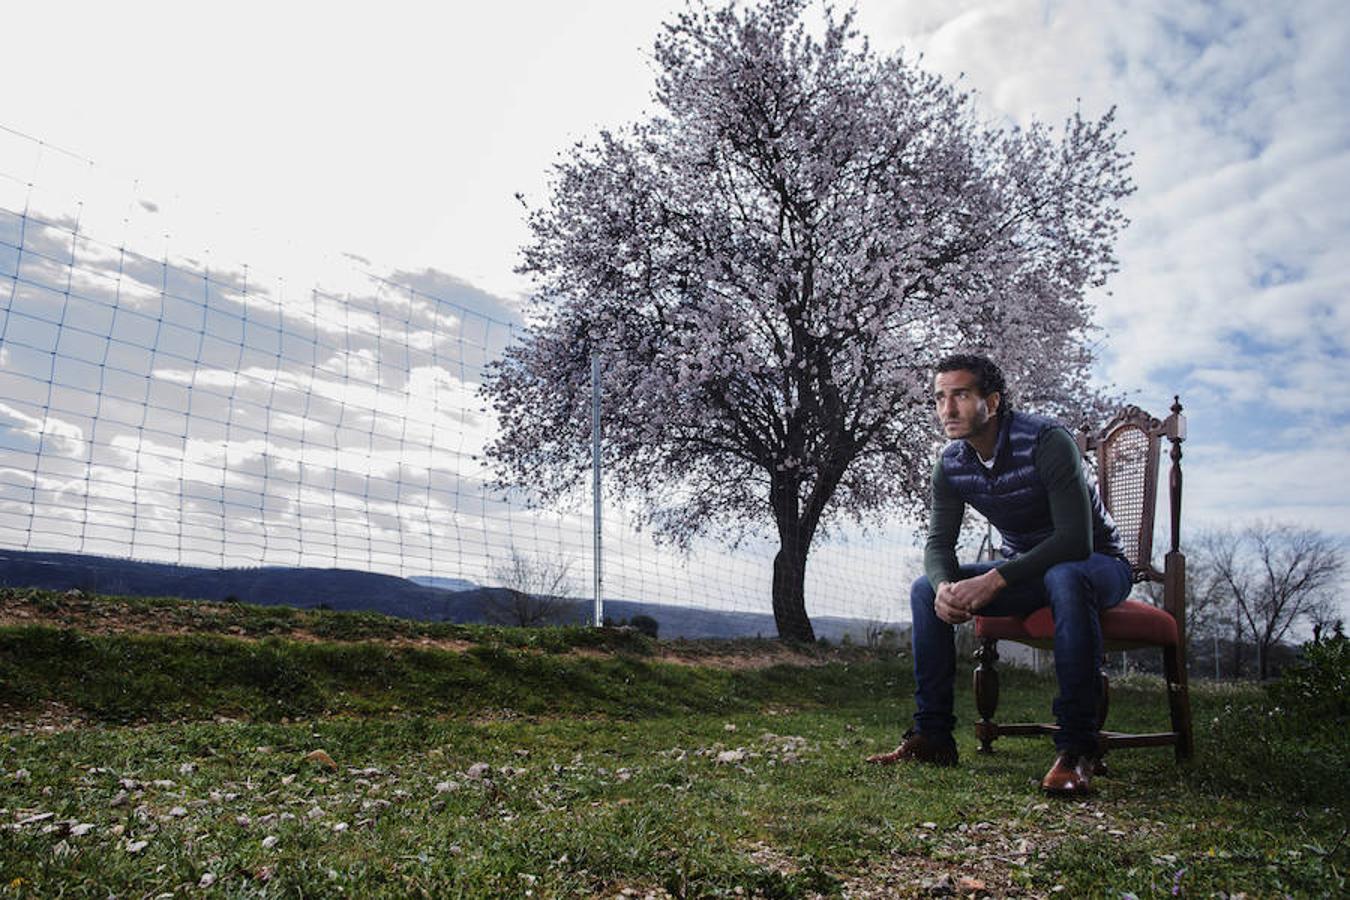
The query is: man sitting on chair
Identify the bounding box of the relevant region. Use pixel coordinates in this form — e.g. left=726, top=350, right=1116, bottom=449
left=869, top=353, right=1132, bottom=795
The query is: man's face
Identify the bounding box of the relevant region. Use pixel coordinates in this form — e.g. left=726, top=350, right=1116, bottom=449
left=933, top=369, right=999, bottom=442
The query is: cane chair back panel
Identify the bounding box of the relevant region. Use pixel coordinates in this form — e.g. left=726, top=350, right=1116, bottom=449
left=1092, top=408, right=1163, bottom=582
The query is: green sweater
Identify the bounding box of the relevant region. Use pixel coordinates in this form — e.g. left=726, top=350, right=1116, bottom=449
left=923, top=427, right=1094, bottom=589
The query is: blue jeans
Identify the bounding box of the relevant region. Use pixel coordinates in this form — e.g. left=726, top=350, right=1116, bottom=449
left=909, top=553, right=1133, bottom=754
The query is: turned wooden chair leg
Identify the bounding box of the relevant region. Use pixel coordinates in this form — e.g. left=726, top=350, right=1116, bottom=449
left=974, top=638, right=1000, bottom=753
left=1163, top=645, right=1194, bottom=761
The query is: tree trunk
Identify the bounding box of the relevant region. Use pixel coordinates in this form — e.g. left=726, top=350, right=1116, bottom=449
left=769, top=472, right=816, bottom=644
left=772, top=535, right=815, bottom=643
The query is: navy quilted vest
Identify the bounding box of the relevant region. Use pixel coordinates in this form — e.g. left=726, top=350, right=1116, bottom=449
left=940, top=411, right=1125, bottom=560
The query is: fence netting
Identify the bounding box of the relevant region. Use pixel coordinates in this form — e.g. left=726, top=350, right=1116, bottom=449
left=0, top=124, right=921, bottom=630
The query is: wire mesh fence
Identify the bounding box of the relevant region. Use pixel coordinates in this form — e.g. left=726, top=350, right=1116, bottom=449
left=0, top=123, right=922, bottom=633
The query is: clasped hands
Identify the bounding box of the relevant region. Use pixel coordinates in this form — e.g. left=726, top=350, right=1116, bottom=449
left=934, top=568, right=1007, bottom=625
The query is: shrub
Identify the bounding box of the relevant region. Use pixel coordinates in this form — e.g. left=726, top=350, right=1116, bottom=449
left=629, top=614, right=659, bottom=639
left=1267, top=633, right=1349, bottom=721
left=1194, top=635, right=1348, bottom=808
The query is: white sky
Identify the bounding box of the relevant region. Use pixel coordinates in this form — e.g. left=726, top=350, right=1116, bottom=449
left=3, top=0, right=1349, bottom=617
left=6, top=1, right=682, bottom=297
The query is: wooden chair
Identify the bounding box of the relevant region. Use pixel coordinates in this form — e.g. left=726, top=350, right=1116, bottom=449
left=971, top=399, right=1193, bottom=761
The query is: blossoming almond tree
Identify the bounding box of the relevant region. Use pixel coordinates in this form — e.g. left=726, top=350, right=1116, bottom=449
left=483, top=0, right=1132, bottom=642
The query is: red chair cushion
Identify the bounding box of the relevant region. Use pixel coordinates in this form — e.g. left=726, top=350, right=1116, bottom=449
left=975, top=598, right=1179, bottom=649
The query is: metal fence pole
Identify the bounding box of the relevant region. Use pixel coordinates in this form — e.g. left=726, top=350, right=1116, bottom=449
left=591, top=352, right=603, bottom=627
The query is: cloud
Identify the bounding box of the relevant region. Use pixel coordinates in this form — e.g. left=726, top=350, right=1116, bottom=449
left=386, top=267, right=526, bottom=330
left=864, top=1, right=1350, bottom=536
left=2, top=171, right=688, bottom=592
left=1186, top=430, right=1350, bottom=537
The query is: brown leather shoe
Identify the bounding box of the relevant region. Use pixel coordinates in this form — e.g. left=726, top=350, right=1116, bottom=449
left=866, top=729, right=958, bottom=767
left=1040, top=753, right=1094, bottom=796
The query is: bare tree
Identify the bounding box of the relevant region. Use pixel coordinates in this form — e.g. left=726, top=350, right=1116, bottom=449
left=863, top=619, right=902, bottom=651
left=486, top=549, right=581, bottom=627
left=1139, top=528, right=1229, bottom=671
left=1206, top=522, right=1343, bottom=680
left=1307, top=605, right=1342, bottom=644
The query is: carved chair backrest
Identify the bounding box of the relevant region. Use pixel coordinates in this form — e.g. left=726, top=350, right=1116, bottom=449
left=1076, top=405, right=1173, bottom=584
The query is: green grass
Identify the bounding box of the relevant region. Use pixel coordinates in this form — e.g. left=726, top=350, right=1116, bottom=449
left=1, top=592, right=1346, bottom=897
left=0, top=625, right=893, bottom=724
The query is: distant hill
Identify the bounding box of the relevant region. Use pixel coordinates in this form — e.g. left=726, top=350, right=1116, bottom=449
left=0, top=549, right=900, bottom=643
left=0, top=550, right=480, bottom=619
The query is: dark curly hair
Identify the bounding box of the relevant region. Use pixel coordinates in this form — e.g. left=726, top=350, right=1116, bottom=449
left=934, top=353, right=1011, bottom=413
